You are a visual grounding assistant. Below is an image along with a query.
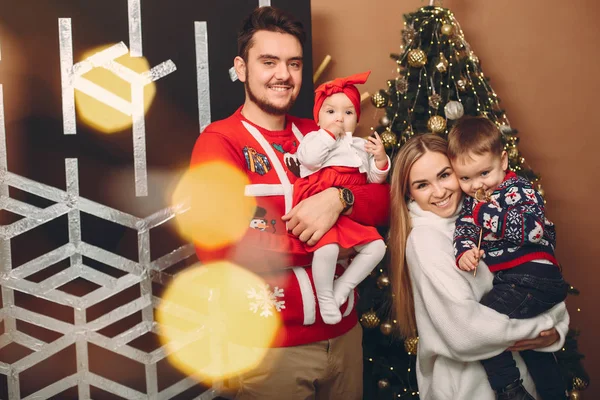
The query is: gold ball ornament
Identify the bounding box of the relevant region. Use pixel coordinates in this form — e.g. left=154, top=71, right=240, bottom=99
left=380, top=321, right=393, bottom=335
left=444, top=101, right=464, bottom=120
left=404, top=336, right=419, bottom=354
left=380, top=130, right=398, bottom=149
left=371, top=91, right=389, bottom=108
left=441, top=23, right=453, bottom=35
left=360, top=310, right=381, bottom=329
left=407, top=49, right=427, bottom=68
left=508, top=147, right=519, bottom=161
left=573, top=376, right=589, bottom=391
left=377, top=274, right=390, bottom=288
left=568, top=390, right=581, bottom=400
left=427, top=115, right=447, bottom=133
left=435, top=53, right=449, bottom=73
left=378, top=378, right=391, bottom=390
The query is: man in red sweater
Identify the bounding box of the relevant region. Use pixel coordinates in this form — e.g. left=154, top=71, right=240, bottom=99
left=190, top=6, right=389, bottom=399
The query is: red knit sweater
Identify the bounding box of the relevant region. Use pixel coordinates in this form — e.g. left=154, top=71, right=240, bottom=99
left=189, top=107, right=390, bottom=346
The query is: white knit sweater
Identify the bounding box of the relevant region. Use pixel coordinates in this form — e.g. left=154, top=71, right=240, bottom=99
left=406, top=201, right=569, bottom=400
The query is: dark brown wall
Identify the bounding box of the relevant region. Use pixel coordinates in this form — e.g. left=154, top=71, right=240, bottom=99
left=312, top=0, right=599, bottom=395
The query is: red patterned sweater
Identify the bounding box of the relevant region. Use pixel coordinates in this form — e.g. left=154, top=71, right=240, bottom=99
left=190, top=107, right=390, bottom=347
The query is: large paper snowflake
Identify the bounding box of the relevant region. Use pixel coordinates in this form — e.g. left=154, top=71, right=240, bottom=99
left=247, top=284, right=286, bottom=318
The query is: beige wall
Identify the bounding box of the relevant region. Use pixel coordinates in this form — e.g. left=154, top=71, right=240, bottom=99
left=311, top=0, right=599, bottom=395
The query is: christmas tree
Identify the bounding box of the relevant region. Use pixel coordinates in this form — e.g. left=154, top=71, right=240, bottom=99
left=358, top=4, right=590, bottom=399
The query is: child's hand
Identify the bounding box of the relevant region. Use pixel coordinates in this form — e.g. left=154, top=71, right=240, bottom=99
left=323, top=122, right=345, bottom=138
left=365, top=132, right=387, bottom=169
left=458, top=248, right=484, bottom=272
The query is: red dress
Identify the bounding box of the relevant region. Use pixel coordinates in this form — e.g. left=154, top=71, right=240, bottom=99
left=293, top=166, right=383, bottom=252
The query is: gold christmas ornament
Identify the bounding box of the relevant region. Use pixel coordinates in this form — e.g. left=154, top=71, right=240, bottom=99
left=436, top=53, right=449, bottom=73
left=456, top=77, right=468, bottom=92
left=469, top=51, right=480, bottom=64
left=380, top=321, right=393, bottom=335
left=380, top=115, right=391, bottom=126
left=380, top=130, right=398, bottom=149
left=378, top=378, right=391, bottom=390
left=407, top=49, right=427, bottom=68
left=429, top=94, right=442, bottom=109
left=404, top=336, right=419, bottom=354
left=573, top=376, right=589, bottom=391
left=396, top=77, right=409, bottom=94
left=402, top=25, right=417, bottom=45
left=444, top=101, right=464, bottom=120
left=441, top=23, right=453, bottom=35
left=452, top=37, right=466, bottom=49
left=371, top=91, right=389, bottom=108
left=568, top=390, right=581, bottom=400
left=508, top=147, right=519, bottom=161
left=401, top=129, right=414, bottom=144
left=377, top=274, right=390, bottom=288
left=360, top=310, right=381, bottom=329
left=427, top=115, right=447, bottom=133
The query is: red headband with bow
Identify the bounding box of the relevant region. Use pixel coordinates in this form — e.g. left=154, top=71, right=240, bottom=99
left=313, top=71, right=371, bottom=124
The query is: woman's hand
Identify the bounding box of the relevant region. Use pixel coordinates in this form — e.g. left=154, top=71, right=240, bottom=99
left=507, top=328, right=559, bottom=351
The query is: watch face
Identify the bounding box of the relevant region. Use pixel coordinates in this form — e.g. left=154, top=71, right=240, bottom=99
left=342, top=188, right=354, bottom=205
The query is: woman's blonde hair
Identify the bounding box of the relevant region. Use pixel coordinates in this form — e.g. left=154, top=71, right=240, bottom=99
left=389, top=134, right=449, bottom=338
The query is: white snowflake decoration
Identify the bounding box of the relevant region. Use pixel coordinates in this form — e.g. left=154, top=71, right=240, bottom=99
left=247, top=284, right=286, bottom=318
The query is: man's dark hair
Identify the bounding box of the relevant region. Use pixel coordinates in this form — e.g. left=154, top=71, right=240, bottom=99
left=237, top=6, right=306, bottom=62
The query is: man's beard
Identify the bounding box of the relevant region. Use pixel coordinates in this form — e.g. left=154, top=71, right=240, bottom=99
left=245, top=79, right=296, bottom=116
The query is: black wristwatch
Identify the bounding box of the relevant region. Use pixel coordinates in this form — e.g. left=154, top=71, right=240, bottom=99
left=334, top=186, right=354, bottom=214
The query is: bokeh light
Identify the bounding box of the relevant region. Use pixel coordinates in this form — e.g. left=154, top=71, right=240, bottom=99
left=157, top=261, right=281, bottom=382
left=75, top=43, right=156, bottom=133
left=171, top=161, right=256, bottom=250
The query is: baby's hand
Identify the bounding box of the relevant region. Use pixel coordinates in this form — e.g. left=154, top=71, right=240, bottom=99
left=323, top=122, right=345, bottom=138
left=365, top=132, right=387, bottom=169
left=458, top=248, right=484, bottom=272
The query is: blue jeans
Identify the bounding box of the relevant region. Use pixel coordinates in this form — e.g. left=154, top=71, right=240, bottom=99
left=480, top=262, right=569, bottom=399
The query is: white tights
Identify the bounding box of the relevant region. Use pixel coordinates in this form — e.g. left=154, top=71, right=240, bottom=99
left=312, top=239, right=386, bottom=324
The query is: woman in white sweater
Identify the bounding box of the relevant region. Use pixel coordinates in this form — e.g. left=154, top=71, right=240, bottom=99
left=388, top=134, right=569, bottom=400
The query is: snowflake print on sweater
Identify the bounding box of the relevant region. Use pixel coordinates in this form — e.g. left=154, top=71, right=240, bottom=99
left=247, top=284, right=286, bottom=318
left=453, top=171, right=559, bottom=272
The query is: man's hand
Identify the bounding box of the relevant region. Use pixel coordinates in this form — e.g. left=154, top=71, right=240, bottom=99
left=507, top=328, right=559, bottom=351
left=282, top=187, right=343, bottom=246
left=457, top=248, right=484, bottom=272
left=365, top=132, right=387, bottom=170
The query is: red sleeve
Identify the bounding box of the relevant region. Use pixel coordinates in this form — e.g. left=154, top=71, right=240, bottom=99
left=346, top=182, right=390, bottom=227
left=190, top=131, right=312, bottom=273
